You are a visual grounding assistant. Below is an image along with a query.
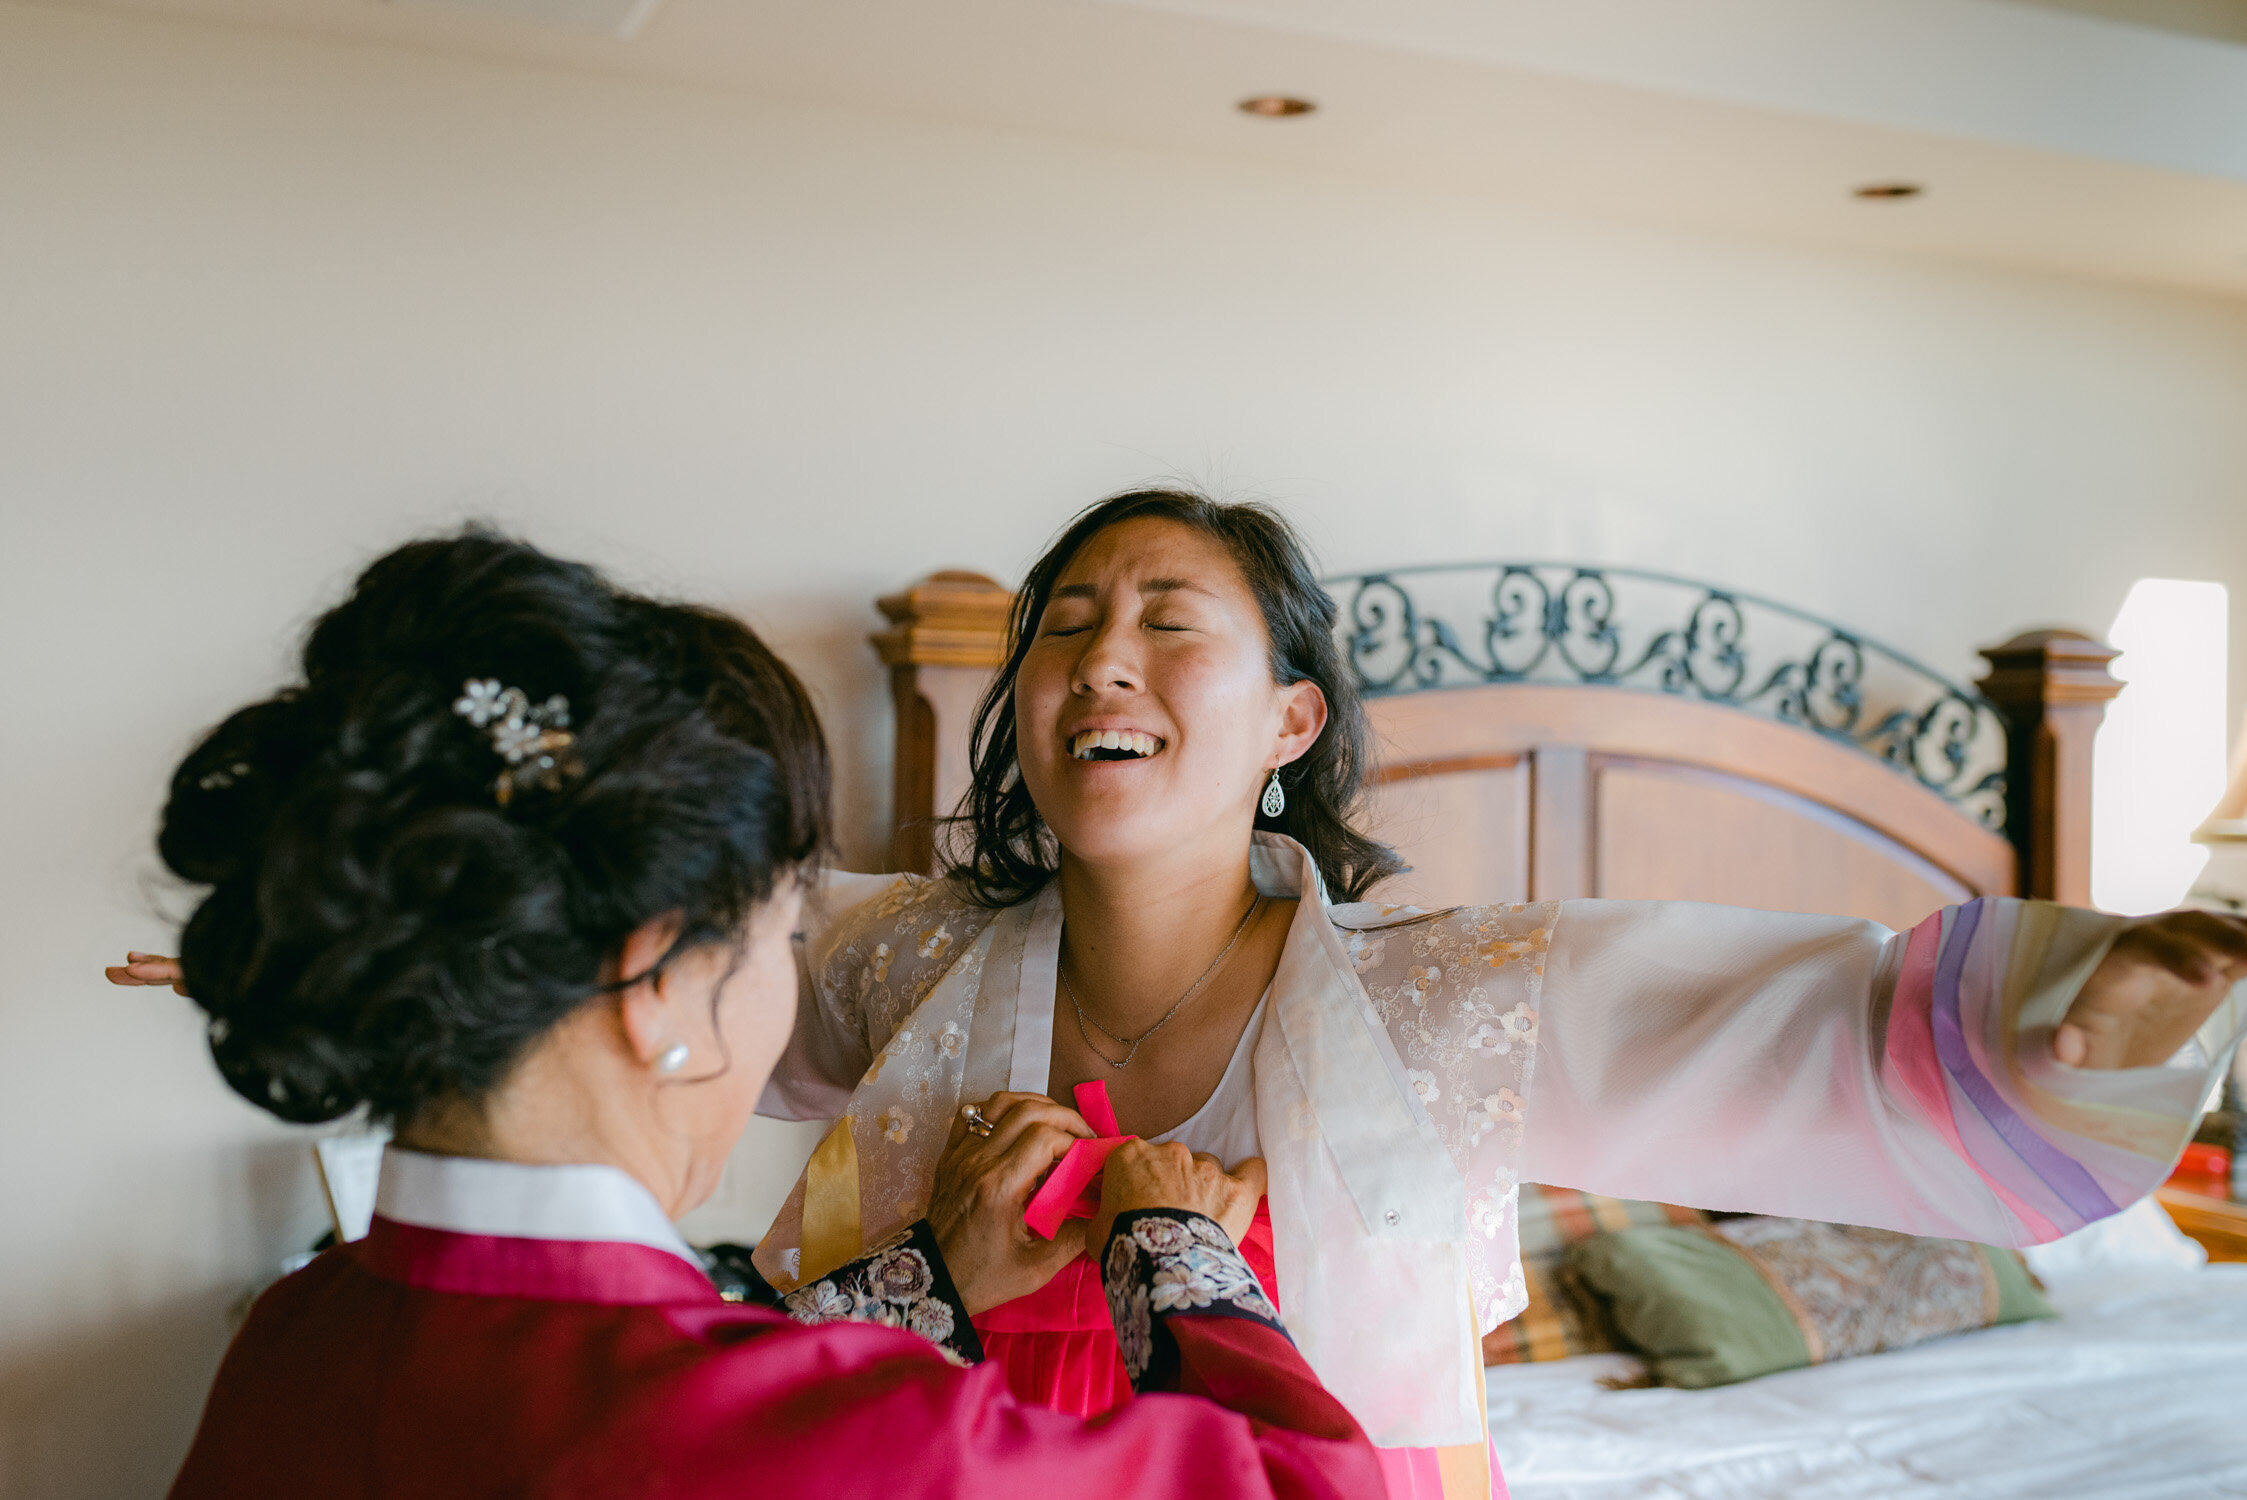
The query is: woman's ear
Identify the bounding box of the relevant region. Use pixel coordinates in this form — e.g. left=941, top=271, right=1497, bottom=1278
left=614, top=912, right=687, bottom=1067
left=1274, top=679, right=1329, bottom=768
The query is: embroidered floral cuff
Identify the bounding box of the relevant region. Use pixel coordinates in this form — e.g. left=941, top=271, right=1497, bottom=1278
left=1102, top=1209, right=1290, bottom=1390
left=778, top=1220, right=984, bottom=1366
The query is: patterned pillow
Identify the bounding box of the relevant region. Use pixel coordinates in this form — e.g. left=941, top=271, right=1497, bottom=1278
left=1566, top=1216, right=2056, bottom=1388
left=1481, top=1185, right=1706, bottom=1365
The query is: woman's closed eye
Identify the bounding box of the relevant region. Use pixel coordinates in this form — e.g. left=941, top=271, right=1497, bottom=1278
left=1041, top=619, right=1188, bottom=636
left=1035, top=606, right=1095, bottom=638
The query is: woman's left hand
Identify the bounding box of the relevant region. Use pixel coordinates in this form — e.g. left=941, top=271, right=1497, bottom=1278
left=2055, top=910, right=2247, bottom=1068
left=105, top=953, right=188, bottom=996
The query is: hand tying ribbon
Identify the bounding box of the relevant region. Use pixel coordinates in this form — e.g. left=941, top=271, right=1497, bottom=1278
left=1023, top=1080, right=1134, bottom=1240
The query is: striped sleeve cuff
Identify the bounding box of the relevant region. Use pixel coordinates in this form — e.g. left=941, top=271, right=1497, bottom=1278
left=1883, top=897, right=2245, bottom=1241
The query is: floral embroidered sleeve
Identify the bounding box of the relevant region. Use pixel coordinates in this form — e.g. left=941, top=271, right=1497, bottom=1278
left=715, top=1221, right=984, bottom=1366
left=695, top=1214, right=1383, bottom=1500
left=1101, top=1210, right=1289, bottom=1391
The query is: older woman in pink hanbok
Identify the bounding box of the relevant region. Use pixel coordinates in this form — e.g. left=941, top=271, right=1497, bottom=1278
left=750, top=490, right=2247, bottom=1500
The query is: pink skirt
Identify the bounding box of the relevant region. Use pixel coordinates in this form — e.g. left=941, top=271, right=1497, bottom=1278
left=970, top=1203, right=1508, bottom=1500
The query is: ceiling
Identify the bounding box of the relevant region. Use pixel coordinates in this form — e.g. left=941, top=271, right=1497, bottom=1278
left=2005, top=0, right=2247, bottom=46
left=37, top=0, right=2247, bottom=299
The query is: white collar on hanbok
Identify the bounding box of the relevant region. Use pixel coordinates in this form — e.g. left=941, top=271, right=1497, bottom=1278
left=375, top=1146, right=702, bottom=1268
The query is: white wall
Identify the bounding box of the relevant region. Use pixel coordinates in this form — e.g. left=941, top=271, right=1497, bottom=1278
left=3, top=4, right=2245, bottom=1494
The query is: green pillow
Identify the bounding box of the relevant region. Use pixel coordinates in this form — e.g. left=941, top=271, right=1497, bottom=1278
left=1484, top=1187, right=1708, bottom=1367
left=1565, top=1217, right=2055, bottom=1388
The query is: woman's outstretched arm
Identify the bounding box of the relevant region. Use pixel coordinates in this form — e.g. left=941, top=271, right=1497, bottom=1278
left=1524, top=899, right=2246, bottom=1244
left=756, top=871, right=1007, bottom=1124
left=754, top=869, right=901, bottom=1122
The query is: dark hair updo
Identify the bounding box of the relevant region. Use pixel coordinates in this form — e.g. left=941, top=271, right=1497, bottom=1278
left=949, top=488, right=1403, bottom=908
left=159, top=529, right=829, bottom=1127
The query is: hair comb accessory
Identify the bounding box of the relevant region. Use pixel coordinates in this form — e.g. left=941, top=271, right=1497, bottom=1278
left=453, top=678, right=581, bottom=806
left=197, top=760, right=253, bottom=792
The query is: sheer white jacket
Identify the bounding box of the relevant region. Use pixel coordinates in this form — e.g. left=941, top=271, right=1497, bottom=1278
left=753, top=834, right=2244, bottom=1448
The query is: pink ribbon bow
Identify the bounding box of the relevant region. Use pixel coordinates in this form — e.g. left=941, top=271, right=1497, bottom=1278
left=1022, top=1080, right=1133, bottom=1241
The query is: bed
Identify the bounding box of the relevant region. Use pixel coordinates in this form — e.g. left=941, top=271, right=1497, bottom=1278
left=869, top=557, right=2247, bottom=1498
left=1483, top=1258, right=2247, bottom=1499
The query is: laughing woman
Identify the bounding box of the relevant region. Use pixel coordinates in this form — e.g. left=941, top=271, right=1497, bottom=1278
left=753, top=489, right=2247, bottom=1500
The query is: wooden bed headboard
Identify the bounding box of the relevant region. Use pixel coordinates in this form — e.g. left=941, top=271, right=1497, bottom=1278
left=869, top=563, right=2122, bottom=931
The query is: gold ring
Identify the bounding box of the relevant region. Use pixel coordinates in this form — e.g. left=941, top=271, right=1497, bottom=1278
left=961, top=1103, right=994, bottom=1137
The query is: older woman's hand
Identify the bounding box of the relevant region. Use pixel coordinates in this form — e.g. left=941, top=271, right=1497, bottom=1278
left=1089, top=1140, right=1266, bottom=1252
left=2056, top=910, right=2247, bottom=1069
left=927, top=1093, right=1094, bottom=1315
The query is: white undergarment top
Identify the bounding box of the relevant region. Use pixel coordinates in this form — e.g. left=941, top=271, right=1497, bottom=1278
left=1147, top=994, right=1267, bottom=1170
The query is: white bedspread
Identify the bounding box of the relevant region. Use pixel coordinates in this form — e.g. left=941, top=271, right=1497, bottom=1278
left=1487, top=1264, right=2247, bottom=1499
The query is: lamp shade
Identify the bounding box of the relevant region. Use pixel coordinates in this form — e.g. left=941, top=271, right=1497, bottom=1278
left=2197, top=707, right=2247, bottom=840
left=2188, top=708, right=2247, bottom=911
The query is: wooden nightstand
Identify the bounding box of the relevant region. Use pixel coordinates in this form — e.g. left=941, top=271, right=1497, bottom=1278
left=2157, top=1186, right=2247, bottom=1263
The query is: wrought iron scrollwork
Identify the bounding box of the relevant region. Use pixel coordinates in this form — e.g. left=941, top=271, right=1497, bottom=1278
left=1333, top=563, right=2007, bottom=830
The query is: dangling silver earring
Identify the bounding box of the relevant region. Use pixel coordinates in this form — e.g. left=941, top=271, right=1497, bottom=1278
left=1261, top=768, right=1286, bottom=819
left=655, top=1042, right=690, bottom=1075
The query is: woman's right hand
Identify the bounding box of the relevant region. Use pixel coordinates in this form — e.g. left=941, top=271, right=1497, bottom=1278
left=105, top=953, right=188, bottom=996
left=926, top=1093, right=1094, bottom=1316
left=1090, top=1140, right=1267, bottom=1251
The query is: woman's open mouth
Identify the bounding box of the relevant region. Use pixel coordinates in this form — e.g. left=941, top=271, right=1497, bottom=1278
left=1070, top=730, right=1165, bottom=762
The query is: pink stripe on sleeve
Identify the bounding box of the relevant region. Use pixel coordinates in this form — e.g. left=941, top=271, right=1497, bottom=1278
left=1885, top=910, right=2063, bottom=1240
left=1884, top=914, right=1951, bottom=1132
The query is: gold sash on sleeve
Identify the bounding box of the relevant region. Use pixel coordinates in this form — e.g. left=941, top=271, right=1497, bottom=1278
left=798, top=1116, right=862, bottom=1285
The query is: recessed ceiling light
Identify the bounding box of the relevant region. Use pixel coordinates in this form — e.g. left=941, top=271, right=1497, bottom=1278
left=1854, top=182, right=1925, bottom=200
left=1238, top=96, right=1316, bottom=118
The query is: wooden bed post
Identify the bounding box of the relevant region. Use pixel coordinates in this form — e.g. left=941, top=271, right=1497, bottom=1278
left=870, top=571, right=1015, bottom=873
left=1975, top=629, right=2123, bottom=905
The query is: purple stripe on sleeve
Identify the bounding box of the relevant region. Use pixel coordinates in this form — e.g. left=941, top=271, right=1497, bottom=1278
left=1929, top=899, right=2118, bottom=1226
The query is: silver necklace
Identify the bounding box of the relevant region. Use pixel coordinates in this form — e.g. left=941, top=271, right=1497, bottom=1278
left=1062, top=894, right=1264, bottom=1071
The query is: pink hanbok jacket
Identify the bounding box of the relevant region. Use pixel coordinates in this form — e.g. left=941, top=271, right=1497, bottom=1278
left=170, top=1148, right=1385, bottom=1499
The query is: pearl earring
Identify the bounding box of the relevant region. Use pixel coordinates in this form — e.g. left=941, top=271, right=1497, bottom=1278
left=1261, top=768, right=1286, bottom=819
left=655, top=1042, right=690, bottom=1075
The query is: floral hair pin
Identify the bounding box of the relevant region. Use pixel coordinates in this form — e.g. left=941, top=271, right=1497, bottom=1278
left=452, top=678, right=581, bottom=806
